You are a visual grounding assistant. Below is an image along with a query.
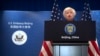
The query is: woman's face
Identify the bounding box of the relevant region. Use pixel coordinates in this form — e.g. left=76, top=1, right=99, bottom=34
left=64, top=9, right=75, bottom=21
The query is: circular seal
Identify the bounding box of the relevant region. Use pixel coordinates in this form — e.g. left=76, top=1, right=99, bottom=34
left=64, top=23, right=76, bottom=35
left=12, top=30, right=27, bottom=45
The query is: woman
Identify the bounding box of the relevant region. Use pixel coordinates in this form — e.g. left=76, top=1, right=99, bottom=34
left=63, top=7, right=76, bottom=21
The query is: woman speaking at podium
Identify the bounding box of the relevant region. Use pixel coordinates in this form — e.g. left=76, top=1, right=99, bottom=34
left=55, top=7, right=88, bottom=56
left=56, top=7, right=88, bottom=56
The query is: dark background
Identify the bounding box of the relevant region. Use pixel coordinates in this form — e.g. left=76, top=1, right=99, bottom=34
left=1, top=0, right=100, bottom=11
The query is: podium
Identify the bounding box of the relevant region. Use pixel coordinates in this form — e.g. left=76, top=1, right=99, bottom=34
left=44, top=21, right=96, bottom=56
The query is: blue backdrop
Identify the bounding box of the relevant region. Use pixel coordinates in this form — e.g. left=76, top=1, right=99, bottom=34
left=1, top=10, right=100, bottom=56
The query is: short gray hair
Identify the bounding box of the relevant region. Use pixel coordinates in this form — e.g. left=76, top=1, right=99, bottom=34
left=63, top=7, right=76, bottom=16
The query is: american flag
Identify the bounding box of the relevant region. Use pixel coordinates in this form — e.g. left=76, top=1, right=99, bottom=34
left=51, top=0, right=63, bottom=21
left=39, top=0, right=62, bottom=56
left=81, top=2, right=100, bottom=56
left=39, top=41, right=53, bottom=56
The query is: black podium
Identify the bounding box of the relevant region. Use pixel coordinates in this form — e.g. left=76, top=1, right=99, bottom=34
left=44, top=21, right=96, bottom=56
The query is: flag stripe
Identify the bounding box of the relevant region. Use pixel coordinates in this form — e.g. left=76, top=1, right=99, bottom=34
left=39, top=51, right=43, bottom=56
left=90, top=41, right=100, bottom=55
left=43, top=41, right=52, bottom=56
left=89, top=41, right=97, bottom=55
left=89, top=41, right=100, bottom=56
left=41, top=45, right=48, bottom=56
left=88, top=47, right=94, bottom=56
left=46, top=41, right=53, bottom=54
left=96, top=39, right=99, bottom=48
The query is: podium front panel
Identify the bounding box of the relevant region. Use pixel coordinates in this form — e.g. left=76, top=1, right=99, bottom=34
left=45, top=21, right=96, bottom=43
